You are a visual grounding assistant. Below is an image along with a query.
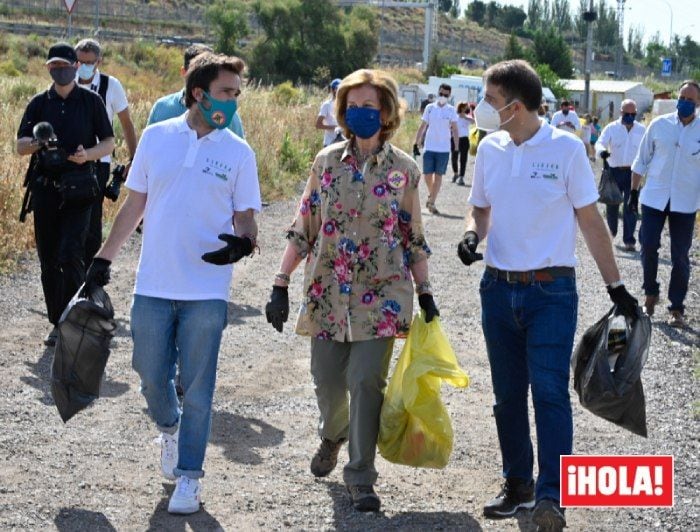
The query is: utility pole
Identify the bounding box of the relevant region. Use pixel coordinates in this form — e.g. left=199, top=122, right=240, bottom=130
left=615, top=0, right=626, bottom=78
left=583, top=1, right=597, bottom=112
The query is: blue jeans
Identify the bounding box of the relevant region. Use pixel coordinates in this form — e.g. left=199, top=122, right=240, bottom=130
left=605, top=167, right=637, bottom=245
left=639, top=203, right=696, bottom=313
left=479, top=270, right=578, bottom=503
left=422, top=150, right=450, bottom=175
left=131, top=295, right=227, bottom=479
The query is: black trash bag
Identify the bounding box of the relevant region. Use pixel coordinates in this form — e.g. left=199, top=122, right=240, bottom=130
left=572, top=306, right=652, bottom=437
left=51, top=284, right=117, bottom=422
left=597, top=160, right=623, bottom=205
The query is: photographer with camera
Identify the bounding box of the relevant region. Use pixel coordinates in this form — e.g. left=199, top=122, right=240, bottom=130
left=75, top=38, right=138, bottom=265
left=16, top=42, right=114, bottom=346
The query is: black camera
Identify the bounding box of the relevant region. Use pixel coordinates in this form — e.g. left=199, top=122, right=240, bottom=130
left=33, top=122, right=67, bottom=174
left=104, top=164, right=126, bottom=202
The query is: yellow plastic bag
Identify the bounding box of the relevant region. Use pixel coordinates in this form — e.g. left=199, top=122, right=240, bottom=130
left=378, top=313, right=469, bottom=468
left=468, top=126, right=480, bottom=156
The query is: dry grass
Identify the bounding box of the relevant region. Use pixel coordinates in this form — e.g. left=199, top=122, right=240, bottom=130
left=0, top=36, right=426, bottom=272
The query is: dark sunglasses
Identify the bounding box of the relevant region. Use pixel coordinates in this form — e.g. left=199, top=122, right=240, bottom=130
left=439, top=92, right=450, bottom=97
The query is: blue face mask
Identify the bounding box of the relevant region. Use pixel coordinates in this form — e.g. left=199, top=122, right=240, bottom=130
left=621, top=112, right=636, bottom=125
left=77, top=63, right=96, bottom=80
left=197, top=91, right=237, bottom=130
left=677, top=99, right=696, bottom=118
left=344, top=107, right=381, bottom=139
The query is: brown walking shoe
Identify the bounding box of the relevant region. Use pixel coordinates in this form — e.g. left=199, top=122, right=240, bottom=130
left=643, top=295, right=659, bottom=316
left=667, top=310, right=685, bottom=328
left=347, top=484, right=381, bottom=512
left=310, top=438, right=345, bottom=477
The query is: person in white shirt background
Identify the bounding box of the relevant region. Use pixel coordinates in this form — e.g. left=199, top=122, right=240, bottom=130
left=457, top=59, right=638, bottom=532
left=550, top=100, right=580, bottom=134
left=75, top=38, right=138, bottom=266
left=450, top=101, right=473, bottom=186
left=316, top=78, right=342, bottom=147
left=413, top=83, right=460, bottom=214
left=83, top=52, right=262, bottom=515
left=630, top=80, right=700, bottom=327
left=595, top=99, right=645, bottom=252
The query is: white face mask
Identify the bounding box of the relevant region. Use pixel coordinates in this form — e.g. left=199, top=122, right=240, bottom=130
left=473, top=99, right=517, bottom=131
left=437, top=96, right=448, bottom=105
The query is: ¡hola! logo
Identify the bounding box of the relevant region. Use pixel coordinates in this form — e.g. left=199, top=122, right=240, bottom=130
left=560, top=455, right=674, bottom=508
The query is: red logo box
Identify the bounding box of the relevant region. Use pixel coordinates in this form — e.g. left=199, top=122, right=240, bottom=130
left=560, top=455, right=674, bottom=508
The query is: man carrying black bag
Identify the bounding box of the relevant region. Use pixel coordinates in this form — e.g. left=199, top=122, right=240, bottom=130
left=16, top=42, right=114, bottom=347
left=457, top=60, right=639, bottom=531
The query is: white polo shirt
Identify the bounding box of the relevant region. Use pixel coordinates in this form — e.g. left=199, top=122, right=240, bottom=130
left=595, top=119, right=646, bottom=168
left=468, top=122, right=599, bottom=271
left=318, top=98, right=338, bottom=147
left=422, top=102, right=458, bottom=152
left=551, top=110, right=581, bottom=132
left=631, top=112, right=700, bottom=213
left=126, top=113, right=262, bottom=301
left=77, top=69, right=129, bottom=164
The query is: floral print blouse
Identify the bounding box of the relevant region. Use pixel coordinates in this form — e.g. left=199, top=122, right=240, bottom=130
left=287, top=140, right=431, bottom=342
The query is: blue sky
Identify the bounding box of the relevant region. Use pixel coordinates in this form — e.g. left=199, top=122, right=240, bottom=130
left=457, top=0, right=700, bottom=45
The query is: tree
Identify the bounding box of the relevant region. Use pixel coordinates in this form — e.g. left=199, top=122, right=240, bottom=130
left=497, top=6, right=527, bottom=32
left=438, top=0, right=453, bottom=12
left=534, top=62, right=568, bottom=100
left=527, top=0, right=544, bottom=31
left=532, top=28, right=574, bottom=77
left=594, top=0, right=619, bottom=51
left=485, top=1, right=499, bottom=27
left=503, top=32, right=526, bottom=60
left=206, top=0, right=249, bottom=56
left=466, top=0, right=486, bottom=25
left=249, top=0, right=378, bottom=84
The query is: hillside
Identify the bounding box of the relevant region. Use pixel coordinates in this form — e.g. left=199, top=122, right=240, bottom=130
left=0, top=1, right=517, bottom=67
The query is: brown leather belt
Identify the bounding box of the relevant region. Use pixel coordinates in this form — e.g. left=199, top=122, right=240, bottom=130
left=486, top=266, right=575, bottom=284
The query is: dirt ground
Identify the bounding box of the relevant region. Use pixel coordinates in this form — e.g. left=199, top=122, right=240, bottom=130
left=0, top=156, right=698, bottom=531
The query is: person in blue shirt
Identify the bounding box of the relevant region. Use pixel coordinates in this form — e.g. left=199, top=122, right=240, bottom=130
left=147, top=44, right=245, bottom=138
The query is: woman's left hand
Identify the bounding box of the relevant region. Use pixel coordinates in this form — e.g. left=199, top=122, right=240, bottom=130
left=418, top=293, right=440, bottom=323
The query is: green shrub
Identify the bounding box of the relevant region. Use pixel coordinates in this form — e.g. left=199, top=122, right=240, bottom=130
left=9, top=81, right=39, bottom=101
left=0, top=60, right=20, bottom=77
left=273, top=81, right=302, bottom=106
left=279, top=131, right=311, bottom=174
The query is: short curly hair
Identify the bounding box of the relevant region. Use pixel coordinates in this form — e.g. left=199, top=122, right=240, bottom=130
left=335, top=69, right=405, bottom=143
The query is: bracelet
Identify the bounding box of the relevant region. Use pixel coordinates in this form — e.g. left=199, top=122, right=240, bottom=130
left=415, top=280, right=432, bottom=294
left=275, top=272, right=291, bottom=283
left=608, top=280, right=624, bottom=289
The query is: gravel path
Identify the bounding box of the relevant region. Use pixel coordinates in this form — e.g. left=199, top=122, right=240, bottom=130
left=0, top=156, right=697, bottom=531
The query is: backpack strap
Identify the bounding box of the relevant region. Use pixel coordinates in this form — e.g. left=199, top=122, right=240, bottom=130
left=97, top=73, right=109, bottom=105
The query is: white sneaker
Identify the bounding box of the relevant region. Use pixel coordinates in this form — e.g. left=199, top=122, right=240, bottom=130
left=160, top=430, right=178, bottom=481
left=167, top=476, right=202, bottom=514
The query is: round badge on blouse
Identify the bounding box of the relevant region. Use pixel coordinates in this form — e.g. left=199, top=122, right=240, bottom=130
left=387, top=169, right=408, bottom=190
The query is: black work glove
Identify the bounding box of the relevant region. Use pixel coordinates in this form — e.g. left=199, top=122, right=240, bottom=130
left=201, top=234, right=253, bottom=265
left=457, top=230, right=483, bottom=266
left=413, top=144, right=421, bottom=157
left=607, top=284, right=639, bottom=321
left=628, top=189, right=639, bottom=216
left=418, top=293, right=440, bottom=323
left=265, top=286, right=289, bottom=332
left=85, top=258, right=111, bottom=289
left=600, top=150, right=610, bottom=160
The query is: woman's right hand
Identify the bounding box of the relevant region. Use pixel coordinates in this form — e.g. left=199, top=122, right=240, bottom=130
left=265, top=286, right=289, bottom=332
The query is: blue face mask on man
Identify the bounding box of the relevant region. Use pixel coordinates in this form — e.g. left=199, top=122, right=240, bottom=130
left=621, top=112, right=636, bottom=125
left=344, top=107, right=381, bottom=139
left=677, top=99, right=696, bottom=119
left=77, top=63, right=96, bottom=80
left=197, top=91, right=237, bottom=130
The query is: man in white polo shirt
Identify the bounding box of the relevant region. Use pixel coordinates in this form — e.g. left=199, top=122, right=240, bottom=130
left=595, top=98, right=645, bottom=251
left=413, top=83, right=460, bottom=214
left=550, top=99, right=580, bottom=134
left=457, top=60, right=638, bottom=531
left=74, top=38, right=138, bottom=265
left=84, top=53, right=261, bottom=515
left=630, top=80, right=700, bottom=327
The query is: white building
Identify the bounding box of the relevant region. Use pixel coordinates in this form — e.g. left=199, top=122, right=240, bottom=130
left=560, top=79, right=654, bottom=121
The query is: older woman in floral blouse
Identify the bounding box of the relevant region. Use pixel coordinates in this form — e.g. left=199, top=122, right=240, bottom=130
left=265, top=69, right=438, bottom=512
